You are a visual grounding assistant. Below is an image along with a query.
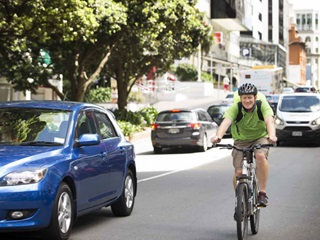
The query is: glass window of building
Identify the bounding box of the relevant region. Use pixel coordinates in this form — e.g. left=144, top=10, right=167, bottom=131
left=307, top=14, right=312, bottom=30
left=316, top=14, right=319, bottom=30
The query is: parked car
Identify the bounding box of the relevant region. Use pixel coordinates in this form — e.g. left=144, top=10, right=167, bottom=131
left=207, top=104, right=232, bottom=136
left=221, top=92, right=234, bottom=104
left=294, top=86, right=317, bottom=93
left=151, top=108, right=218, bottom=153
left=265, top=94, right=280, bottom=114
left=0, top=101, right=137, bottom=240
left=275, top=93, right=320, bottom=145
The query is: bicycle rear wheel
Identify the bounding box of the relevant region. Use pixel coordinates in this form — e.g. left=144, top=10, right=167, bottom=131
left=235, top=183, right=249, bottom=240
left=250, top=179, right=260, bottom=234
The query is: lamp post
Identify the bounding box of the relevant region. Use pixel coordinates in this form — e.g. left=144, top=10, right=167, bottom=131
left=26, top=78, right=34, bottom=100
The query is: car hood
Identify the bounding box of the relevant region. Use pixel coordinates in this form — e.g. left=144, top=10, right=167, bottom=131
left=0, top=145, right=65, bottom=171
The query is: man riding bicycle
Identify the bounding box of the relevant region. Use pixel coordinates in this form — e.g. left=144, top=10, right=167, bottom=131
left=211, top=83, right=277, bottom=207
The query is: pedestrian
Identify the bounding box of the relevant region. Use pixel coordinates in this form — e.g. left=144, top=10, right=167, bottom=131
left=223, top=76, right=230, bottom=92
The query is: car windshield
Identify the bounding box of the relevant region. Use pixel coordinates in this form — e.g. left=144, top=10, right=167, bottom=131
left=0, top=108, right=71, bottom=145
left=279, top=96, right=320, bottom=112
left=156, top=112, right=194, bottom=122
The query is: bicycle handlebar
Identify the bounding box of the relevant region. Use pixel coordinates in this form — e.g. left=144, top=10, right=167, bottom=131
left=214, top=143, right=276, bottom=152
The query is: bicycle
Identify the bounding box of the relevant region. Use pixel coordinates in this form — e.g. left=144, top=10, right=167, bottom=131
left=215, top=143, right=275, bottom=240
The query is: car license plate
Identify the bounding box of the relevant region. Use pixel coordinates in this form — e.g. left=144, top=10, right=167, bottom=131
left=292, top=131, right=302, bottom=136
left=168, top=128, right=180, bottom=134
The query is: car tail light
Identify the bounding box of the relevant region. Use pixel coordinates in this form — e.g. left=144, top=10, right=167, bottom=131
left=188, top=122, right=201, bottom=129
left=151, top=123, right=159, bottom=130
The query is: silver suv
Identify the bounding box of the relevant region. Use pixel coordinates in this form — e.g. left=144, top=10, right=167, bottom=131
left=275, top=93, right=320, bottom=145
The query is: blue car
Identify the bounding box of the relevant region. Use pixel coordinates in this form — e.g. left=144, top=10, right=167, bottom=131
left=0, top=101, right=137, bottom=240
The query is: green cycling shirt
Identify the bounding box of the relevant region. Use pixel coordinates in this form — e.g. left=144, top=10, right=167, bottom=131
left=224, top=97, right=274, bottom=141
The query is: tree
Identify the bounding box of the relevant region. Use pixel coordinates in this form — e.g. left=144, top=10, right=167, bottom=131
left=107, top=0, right=213, bottom=109
left=0, top=0, right=212, bottom=109
left=0, top=0, right=126, bottom=100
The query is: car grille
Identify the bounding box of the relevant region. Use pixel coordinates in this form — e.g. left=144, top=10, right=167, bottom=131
left=286, top=121, right=309, bottom=124
left=283, top=126, right=312, bottom=131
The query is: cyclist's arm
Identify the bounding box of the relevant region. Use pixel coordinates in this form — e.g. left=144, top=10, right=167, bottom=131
left=264, top=115, right=277, bottom=143
left=211, top=118, right=232, bottom=143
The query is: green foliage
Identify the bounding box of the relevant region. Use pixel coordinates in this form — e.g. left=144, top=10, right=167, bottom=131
left=117, top=121, right=142, bottom=139
left=138, top=107, right=158, bottom=126
left=114, top=106, right=158, bottom=137
left=175, top=63, right=198, bottom=81
left=84, top=87, right=111, bottom=103
left=201, top=71, right=213, bottom=82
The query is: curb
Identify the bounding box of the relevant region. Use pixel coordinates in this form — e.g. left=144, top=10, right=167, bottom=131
left=128, top=128, right=151, bottom=143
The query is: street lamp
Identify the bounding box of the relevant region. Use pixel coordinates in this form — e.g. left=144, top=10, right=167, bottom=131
left=26, top=78, right=34, bottom=100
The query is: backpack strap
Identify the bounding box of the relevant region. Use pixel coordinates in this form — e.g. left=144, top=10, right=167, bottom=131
left=235, top=102, right=243, bottom=123
left=256, top=100, right=264, bottom=121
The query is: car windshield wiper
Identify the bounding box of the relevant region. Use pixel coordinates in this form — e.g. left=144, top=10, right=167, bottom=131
left=19, top=141, right=63, bottom=146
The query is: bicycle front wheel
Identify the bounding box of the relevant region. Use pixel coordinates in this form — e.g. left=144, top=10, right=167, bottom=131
left=250, top=179, right=260, bottom=234
left=235, top=183, right=249, bottom=240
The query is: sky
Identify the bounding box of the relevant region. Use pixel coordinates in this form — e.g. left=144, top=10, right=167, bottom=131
left=288, top=0, right=314, bottom=9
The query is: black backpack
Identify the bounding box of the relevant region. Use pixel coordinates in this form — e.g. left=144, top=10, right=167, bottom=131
left=235, top=100, right=264, bottom=123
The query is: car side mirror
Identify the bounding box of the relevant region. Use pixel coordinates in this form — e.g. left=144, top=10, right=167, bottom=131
left=74, top=133, right=101, bottom=148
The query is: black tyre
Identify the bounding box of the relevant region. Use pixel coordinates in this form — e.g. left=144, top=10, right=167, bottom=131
left=250, top=179, right=260, bottom=234
left=235, top=183, right=249, bottom=240
left=43, top=183, right=74, bottom=240
left=153, top=146, right=162, bottom=154
left=111, top=169, right=136, bottom=216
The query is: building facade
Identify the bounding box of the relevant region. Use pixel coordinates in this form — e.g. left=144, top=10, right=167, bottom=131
left=294, top=6, right=320, bottom=89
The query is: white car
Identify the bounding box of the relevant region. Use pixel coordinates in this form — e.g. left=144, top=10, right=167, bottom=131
left=275, top=93, right=320, bottom=145
left=221, top=93, right=234, bottom=104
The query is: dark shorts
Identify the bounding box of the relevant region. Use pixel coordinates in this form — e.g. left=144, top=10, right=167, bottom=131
left=232, top=137, right=270, bottom=170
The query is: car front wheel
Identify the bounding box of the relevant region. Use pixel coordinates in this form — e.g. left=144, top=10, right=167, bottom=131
left=43, top=183, right=74, bottom=240
left=111, top=169, right=136, bottom=216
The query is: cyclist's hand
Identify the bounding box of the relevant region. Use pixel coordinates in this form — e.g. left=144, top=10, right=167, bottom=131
left=268, top=136, right=277, bottom=145
left=211, top=135, right=222, bottom=144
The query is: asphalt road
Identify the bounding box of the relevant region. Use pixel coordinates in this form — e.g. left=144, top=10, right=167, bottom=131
left=2, top=138, right=319, bottom=240
left=69, top=139, right=320, bottom=240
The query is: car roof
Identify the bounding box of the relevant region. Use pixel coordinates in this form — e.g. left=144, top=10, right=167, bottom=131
left=158, top=108, right=206, bottom=114
left=0, top=100, right=103, bottom=111
left=207, top=104, right=231, bottom=107
left=280, top=92, right=320, bottom=97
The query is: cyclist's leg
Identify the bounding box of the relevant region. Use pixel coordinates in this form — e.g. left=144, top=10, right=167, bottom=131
left=253, top=137, right=270, bottom=206
left=232, top=140, right=254, bottom=189
left=232, top=143, right=244, bottom=189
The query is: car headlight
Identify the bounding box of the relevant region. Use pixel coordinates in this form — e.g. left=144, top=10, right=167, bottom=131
left=311, top=117, right=320, bottom=126
left=1, top=169, right=47, bottom=186
left=274, top=116, right=284, bottom=126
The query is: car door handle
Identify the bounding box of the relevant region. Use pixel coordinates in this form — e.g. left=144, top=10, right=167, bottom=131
left=100, top=152, right=107, bottom=158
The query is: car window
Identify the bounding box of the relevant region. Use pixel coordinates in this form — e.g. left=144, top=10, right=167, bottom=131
left=94, top=111, right=117, bottom=139
left=75, top=111, right=96, bottom=138
left=197, top=111, right=210, bottom=121
left=280, top=96, right=320, bottom=112
left=157, top=112, right=193, bottom=122
left=0, top=108, right=71, bottom=144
